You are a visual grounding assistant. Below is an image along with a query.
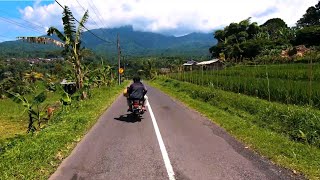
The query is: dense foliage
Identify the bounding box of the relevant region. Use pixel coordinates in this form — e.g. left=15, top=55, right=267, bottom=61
left=209, top=18, right=293, bottom=61
left=210, top=1, right=320, bottom=62
left=297, top=1, right=320, bottom=28
left=295, top=26, right=320, bottom=46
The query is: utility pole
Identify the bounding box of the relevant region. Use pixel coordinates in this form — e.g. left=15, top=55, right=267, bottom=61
left=122, top=55, right=125, bottom=71
left=117, top=33, right=121, bottom=85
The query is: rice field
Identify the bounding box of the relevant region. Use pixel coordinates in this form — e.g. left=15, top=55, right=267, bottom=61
left=169, top=63, right=320, bottom=108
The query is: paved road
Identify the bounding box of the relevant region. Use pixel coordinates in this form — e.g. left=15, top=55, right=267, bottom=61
left=50, top=86, right=302, bottom=180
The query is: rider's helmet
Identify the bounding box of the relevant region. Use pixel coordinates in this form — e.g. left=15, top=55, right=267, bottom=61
left=133, top=76, right=141, bottom=83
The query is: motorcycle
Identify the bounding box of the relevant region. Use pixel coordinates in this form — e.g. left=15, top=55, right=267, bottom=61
left=130, top=99, right=145, bottom=117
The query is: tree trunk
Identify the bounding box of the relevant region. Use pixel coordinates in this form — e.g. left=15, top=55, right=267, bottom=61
left=75, top=59, right=83, bottom=89
left=74, top=46, right=83, bottom=89
left=27, top=109, right=33, bottom=133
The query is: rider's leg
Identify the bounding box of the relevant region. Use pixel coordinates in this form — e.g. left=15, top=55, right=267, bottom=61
left=142, top=95, right=148, bottom=111
left=127, top=98, right=132, bottom=111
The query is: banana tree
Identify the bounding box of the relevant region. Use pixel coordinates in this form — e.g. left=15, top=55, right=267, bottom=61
left=96, top=60, right=113, bottom=86
left=18, top=6, right=89, bottom=90
left=6, top=91, right=48, bottom=133
left=47, top=6, right=89, bottom=89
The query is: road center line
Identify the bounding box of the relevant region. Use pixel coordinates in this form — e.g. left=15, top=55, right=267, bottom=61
left=146, top=100, right=175, bottom=180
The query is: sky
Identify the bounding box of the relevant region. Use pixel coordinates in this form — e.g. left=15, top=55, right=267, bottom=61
left=0, top=0, right=318, bottom=42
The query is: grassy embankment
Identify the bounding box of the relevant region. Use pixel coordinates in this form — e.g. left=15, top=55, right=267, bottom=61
left=149, top=78, right=320, bottom=180
left=0, top=83, right=126, bottom=179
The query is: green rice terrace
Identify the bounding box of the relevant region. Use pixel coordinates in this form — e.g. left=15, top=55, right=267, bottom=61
left=169, top=63, right=320, bottom=108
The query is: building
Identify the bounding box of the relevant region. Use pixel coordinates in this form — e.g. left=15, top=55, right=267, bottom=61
left=197, top=59, right=224, bottom=70
left=183, top=60, right=198, bottom=71
left=183, top=60, right=198, bottom=66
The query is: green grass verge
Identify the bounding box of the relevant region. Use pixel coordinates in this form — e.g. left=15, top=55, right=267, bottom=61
left=149, top=78, right=320, bottom=180
left=0, top=84, right=126, bottom=179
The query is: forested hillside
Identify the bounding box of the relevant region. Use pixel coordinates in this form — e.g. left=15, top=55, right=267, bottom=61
left=0, top=26, right=216, bottom=58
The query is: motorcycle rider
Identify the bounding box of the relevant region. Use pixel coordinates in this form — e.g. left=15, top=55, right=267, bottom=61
left=126, top=76, right=147, bottom=112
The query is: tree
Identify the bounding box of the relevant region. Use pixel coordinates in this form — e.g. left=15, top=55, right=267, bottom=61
left=262, top=18, right=288, bottom=29
left=261, top=18, right=288, bottom=39
left=297, top=1, right=320, bottom=27
left=18, top=6, right=89, bottom=89
left=247, top=22, right=260, bottom=39
left=214, top=30, right=225, bottom=43
left=294, top=26, right=320, bottom=46
left=211, top=18, right=263, bottom=60
left=239, top=18, right=251, bottom=31
left=47, top=6, right=89, bottom=89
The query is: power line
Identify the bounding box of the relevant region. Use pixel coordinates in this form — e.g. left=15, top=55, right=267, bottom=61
left=87, top=0, right=106, bottom=28
left=0, top=35, right=12, bottom=42
left=55, top=0, right=114, bottom=44
left=86, top=0, right=124, bottom=52
left=0, top=16, right=44, bottom=34
left=75, top=0, right=114, bottom=44
left=86, top=0, right=117, bottom=45
left=0, top=9, right=46, bottom=31
left=0, top=34, right=12, bottom=39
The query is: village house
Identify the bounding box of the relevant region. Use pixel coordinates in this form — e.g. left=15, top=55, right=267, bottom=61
left=183, top=60, right=198, bottom=71
left=197, top=59, right=224, bottom=70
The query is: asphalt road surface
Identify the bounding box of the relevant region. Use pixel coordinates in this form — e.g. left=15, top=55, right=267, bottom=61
left=50, top=86, right=302, bottom=180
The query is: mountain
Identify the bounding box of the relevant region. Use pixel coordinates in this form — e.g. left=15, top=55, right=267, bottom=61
left=0, top=40, right=62, bottom=58
left=0, top=26, right=217, bottom=58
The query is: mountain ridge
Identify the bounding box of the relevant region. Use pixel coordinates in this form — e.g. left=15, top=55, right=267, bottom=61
left=0, top=26, right=217, bottom=58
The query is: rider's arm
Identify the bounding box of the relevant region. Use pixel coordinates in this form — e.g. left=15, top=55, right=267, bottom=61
left=128, top=84, right=133, bottom=94
left=143, top=84, right=147, bottom=95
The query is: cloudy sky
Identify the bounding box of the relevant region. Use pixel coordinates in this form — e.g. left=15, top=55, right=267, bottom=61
left=0, top=0, right=318, bottom=42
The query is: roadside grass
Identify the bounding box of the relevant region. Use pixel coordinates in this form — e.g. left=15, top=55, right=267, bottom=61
left=149, top=78, right=320, bottom=180
left=0, top=99, right=26, bottom=141
left=0, top=83, right=126, bottom=180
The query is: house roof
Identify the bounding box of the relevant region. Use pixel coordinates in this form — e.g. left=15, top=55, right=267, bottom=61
left=197, top=59, right=220, bottom=65
left=183, top=60, right=198, bottom=66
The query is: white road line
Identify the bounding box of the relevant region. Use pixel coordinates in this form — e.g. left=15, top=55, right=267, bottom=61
left=146, top=100, right=175, bottom=180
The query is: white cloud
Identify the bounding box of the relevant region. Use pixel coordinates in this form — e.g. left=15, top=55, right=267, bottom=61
left=19, top=0, right=319, bottom=36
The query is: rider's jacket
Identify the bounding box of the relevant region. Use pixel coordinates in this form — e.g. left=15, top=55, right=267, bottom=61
left=128, top=82, right=147, bottom=100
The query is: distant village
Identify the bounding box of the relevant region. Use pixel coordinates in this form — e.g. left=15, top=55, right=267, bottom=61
left=5, top=57, right=64, bottom=65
